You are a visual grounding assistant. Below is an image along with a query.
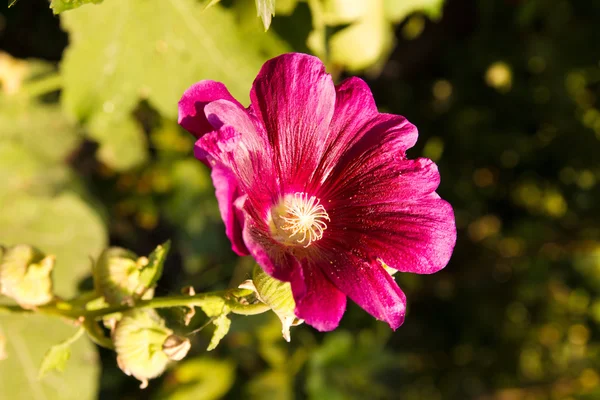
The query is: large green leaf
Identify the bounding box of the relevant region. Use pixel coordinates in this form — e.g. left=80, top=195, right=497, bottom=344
left=0, top=98, right=80, bottom=163
left=0, top=97, right=80, bottom=197
left=0, top=141, right=72, bottom=198
left=0, top=192, right=107, bottom=298
left=0, top=314, right=99, bottom=400
left=60, top=0, right=289, bottom=121
left=87, top=112, right=148, bottom=171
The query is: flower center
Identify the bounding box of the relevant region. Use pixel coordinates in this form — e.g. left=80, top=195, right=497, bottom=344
left=270, top=192, right=330, bottom=248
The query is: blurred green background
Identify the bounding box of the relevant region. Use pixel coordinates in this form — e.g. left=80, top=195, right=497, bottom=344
left=1, top=0, right=600, bottom=399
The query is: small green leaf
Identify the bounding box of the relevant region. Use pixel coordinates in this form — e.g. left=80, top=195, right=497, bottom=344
left=207, top=313, right=231, bottom=351
left=50, top=0, right=103, bottom=14
left=139, top=241, right=171, bottom=290
left=8, top=0, right=18, bottom=8
left=38, top=328, right=85, bottom=379
left=255, top=0, right=276, bottom=30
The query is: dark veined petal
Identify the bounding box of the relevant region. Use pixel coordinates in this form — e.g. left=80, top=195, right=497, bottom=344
left=250, top=53, right=336, bottom=191
left=317, top=251, right=406, bottom=330
left=314, top=78, right=417, bottom=183
left=178, top=80, right=243, bottom=138
left=362, top=198, right=456, bottom=275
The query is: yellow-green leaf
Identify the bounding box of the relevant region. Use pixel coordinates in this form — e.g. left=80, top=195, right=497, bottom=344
left=38, top=328, right=85, bottom=379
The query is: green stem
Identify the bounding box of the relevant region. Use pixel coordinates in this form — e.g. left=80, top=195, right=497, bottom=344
left=82, top=319, right=114, bottom=350
left=3, top=288, right=269, bottom=319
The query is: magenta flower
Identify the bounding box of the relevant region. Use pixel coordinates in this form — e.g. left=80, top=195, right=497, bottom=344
left=178, top=53, right=456, bottom=331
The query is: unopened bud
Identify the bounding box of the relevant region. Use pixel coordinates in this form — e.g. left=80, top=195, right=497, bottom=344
left=94, top=243, right=169, bottom=305
left=112, top=310, right=174, bottom=388
left=0, top=245, right=54, bottom=308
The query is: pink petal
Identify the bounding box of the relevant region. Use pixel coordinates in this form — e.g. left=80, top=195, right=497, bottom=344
left=317, top=252, right=406, bottom=329
left=325, top=197, right=456, bottom=275
left=323, top=157, right=442, bottom=208
left=364, top=198, right=456, bottom=275
left=290, top=260, right=347, bottom=332
left=178, top=81, right=243, bottom=138
left=242, top=219, right=296, bottom=282
left=210, top=166, right=248, bottom=256
left=314, top=78, right=418, bottom=183
left=250, top=53, right=336, bottom=190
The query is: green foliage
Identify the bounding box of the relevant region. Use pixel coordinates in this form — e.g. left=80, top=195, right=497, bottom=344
left=0, top=193, right=107, bottom=298
left=309, top=0, right=445, bottom=72
left=0, top=314, right=99, bottom=400
left=87, top=112, right=148, bottom=172
left=242, top=264, right=300, bottom=341
left=139, top=241, right=170, bottom=290
left=207, top=313, right=231, bottom=351
left=51, top=0, right=103, bottom=14
left=256, top=0, right=276, bottom=30
left=158, top=358, right=235, bottom=400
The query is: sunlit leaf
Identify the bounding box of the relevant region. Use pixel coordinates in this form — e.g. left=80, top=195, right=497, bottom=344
left=138, top=241, right=171, bottom=291
left=256, top=0, right=276, bottom=30
left=0, top=314, right=99, bottom=400
left=61, top=0, right=288, bottom=121
left=0, top=192, right=107, bottom=298
left=207, top=313, right=231, bottom=351
left=241, top=265, right=301, bottom=342
left=50, top=0, right=103, bottom=14
left=328, top=2, right=394, bottom=72
left=87, top=112, right=148, bottom=171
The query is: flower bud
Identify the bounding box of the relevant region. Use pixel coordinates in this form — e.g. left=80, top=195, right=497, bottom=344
left=93, top=242, right=169, bottom=305
left=162, top=334, right=191, bottom=361
left=112, top=310, right=188, bottom=388
left=0, top=245, right=54, bottom=308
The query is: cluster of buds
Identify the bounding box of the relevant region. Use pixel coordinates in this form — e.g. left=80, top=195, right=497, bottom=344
left=0, top=244, right=55, bottom=308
